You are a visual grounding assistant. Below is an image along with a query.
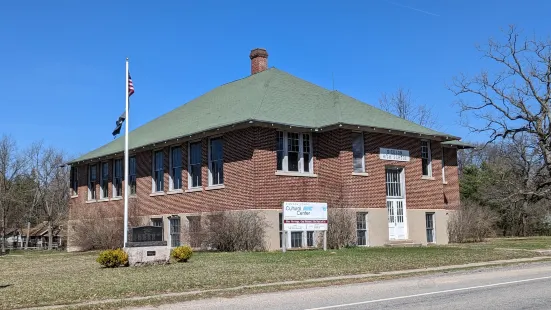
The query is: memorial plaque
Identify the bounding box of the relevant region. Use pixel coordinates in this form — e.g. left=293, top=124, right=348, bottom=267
left=131, top=226, right=163, bottom=243
left=146, top=251, right=156, bottom=256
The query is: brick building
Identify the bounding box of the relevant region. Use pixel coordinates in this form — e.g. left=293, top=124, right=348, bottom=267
left=67, top=48, right=471, bottom=251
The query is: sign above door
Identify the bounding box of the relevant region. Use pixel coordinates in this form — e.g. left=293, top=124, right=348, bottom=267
left=379, top=148, right=410, bottom=162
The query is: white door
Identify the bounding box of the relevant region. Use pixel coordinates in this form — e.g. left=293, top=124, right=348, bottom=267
left=386, top=168, right=407, bottom=240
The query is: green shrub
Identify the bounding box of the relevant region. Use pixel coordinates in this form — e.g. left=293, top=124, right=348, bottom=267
left=96, top=249, right=129, bottom=268
left=171, top=245, right=193, bottom=262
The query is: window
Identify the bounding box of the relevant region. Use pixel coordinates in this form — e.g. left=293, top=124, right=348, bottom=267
left=421, top=140, right=432, bottom=177
left=426, top=213, right=435, bottom=243
left=188, top=216, right=202, bottom=248
left=276, top=132, right=313, bottom=173
left=169, top=216, right=181, bottom=247
left=279, top=213, right=283, bottom=248
left=70, top=166, right=78, bottom=196
left=151, top=218, right=163, bottom=227
left=306, top=231, right=314, bottom=247
left=170, top=146, right=182, bottom=190
left=113, top=159, right=122, bottom=197
left=188, top=142, right=202, bottom=188
left=356, top=212, right=368, bottom=246
left=386, top=168, right=403, bottom=198
left=442, top=148, right=446, bottom=183
left=100, top=162, right=109, bottom=199
left=153, top=150, right=164, bottom=192
left=209, top=137, right=224, bottom=186
left=129, top=156, right=136, bottom=195
left=352, top=132, right=365, bottom=173
left=291, top=231, right=302, bottom=248
left=88, top=165, right=97, bottom=200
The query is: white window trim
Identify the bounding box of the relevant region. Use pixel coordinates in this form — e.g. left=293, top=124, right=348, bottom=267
left=87, top=164, right=97, bottom=201
left=356, top=212, right=369, bottom=246
left=421, top=140, right=432, bottom=177
left=426, top=212, right=436, bottom=244
left=169, top=146, right=182, bottom=191
left=99, top=162, right=109, bottom=199
left=112, top=159, right=122, bottom=198
left=188, top=141, right=202, bottom=190
left=151, top=150, right=164, bottom=193
left=277, top=131, right=314, bottom=174
left=352, top=132, right=365, bottom=173
left=208, top=137, right=224, bottom=186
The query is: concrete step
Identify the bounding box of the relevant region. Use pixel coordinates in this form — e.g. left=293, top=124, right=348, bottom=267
left=384, top=240, right=423, bottom=247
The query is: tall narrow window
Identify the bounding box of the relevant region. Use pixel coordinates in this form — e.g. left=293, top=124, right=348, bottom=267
left=303, top=134, right=311, bottom=173
left=426, top=213, right=435, bottom=243
left=352, top=132, right=365, bottom=173
left=188, top=142, right=202, bottom=188
left=209, top=138, right=224, bottom=186
left=113, top=159, right=122, bottom=197
left=287, top=133, right=300, bottom=172
left=169, top=216, right=181, bottom=247
left=421, top=140, right=432, bottom=177
left=291, top=231, right=302, bottom=248
left=276, top=131, right=284, bottom=171
left=153, top=151, right=164, bottom=192
left=88, top=165, right=97, bottom=200
left=129, top=156, right=136, bottom=195
left=306, top=231, right=314, bottom=247
left=356, top=212, right=368, bottom=246
left=276, top=132, right=313, bottom=173
left=442, top=148, right=446, bottom=183
left=100, top=162, right=109, bottom=199
left=70, top=166, right=78, bottom=196
left=170, top=146, right=182, bottom=190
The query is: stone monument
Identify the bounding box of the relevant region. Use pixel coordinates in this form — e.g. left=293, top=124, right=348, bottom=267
left=125, top=225, right=170, bottom=266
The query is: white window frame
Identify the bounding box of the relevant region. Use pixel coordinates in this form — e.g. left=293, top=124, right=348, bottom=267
left=421, top=140, right=432, bottom=177
left=276, top=131, right=314, bottom=174
left=426, top=212, right=435, bottom=243
left=152, top=150, right=164, bottom=193
left=208, top=137, right=224, bottom=186
left=99, top=162, right=109, bottom=199
left=169, top=146, right=183, bottom=191
left=88, top=164, right=97, bottom=201
left=356, top=212, right=368, bottom=246
left=112, top=158, right=123, bottom=198
left=188, top=141, right=202, bottom=189
left=352, top=132, right=365, bottom=173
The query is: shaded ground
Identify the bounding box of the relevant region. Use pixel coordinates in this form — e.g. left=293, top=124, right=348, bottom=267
left=1, top=237, right=550, bottom=310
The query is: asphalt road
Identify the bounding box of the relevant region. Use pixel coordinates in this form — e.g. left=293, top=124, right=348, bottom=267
left=135, top=262, right=551, bottom=310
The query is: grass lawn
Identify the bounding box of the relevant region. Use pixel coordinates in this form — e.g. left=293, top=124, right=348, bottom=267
left=1, top=237, right=550, bottom=310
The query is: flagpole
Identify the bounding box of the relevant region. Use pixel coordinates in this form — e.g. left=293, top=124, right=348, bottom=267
left=123, top=58, right=130, bottom=248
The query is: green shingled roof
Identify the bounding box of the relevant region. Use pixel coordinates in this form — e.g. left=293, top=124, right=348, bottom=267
left=71, top=68, right=459, bottom=163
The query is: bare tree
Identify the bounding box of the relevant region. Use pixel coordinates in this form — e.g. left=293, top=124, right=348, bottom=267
left=0, top=135, right=27, bottom=254
left=28, top=142, right=69, bottom=250
left=450, top=26, right=551, bottom=197
left=379, top=87, right=436, bottom=128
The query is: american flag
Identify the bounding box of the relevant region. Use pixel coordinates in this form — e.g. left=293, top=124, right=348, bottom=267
left=128, top=73, right=135, bottom=96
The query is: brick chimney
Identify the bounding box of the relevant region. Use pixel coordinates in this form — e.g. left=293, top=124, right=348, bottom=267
left=249, top=48, right=268, bottom=75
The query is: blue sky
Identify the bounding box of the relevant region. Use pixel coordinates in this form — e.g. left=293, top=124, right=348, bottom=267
left=1, top=0, right=549, bottom=157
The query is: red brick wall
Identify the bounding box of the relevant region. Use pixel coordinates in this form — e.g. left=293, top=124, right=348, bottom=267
left=69, top=127, right=460, bottom=218
left=443, top=147, right=460, bottom=208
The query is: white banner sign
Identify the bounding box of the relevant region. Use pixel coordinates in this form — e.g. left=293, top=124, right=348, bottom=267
left=283, top=202, right=328, bottom=231
left=379, top=148, right=410, bottom=162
